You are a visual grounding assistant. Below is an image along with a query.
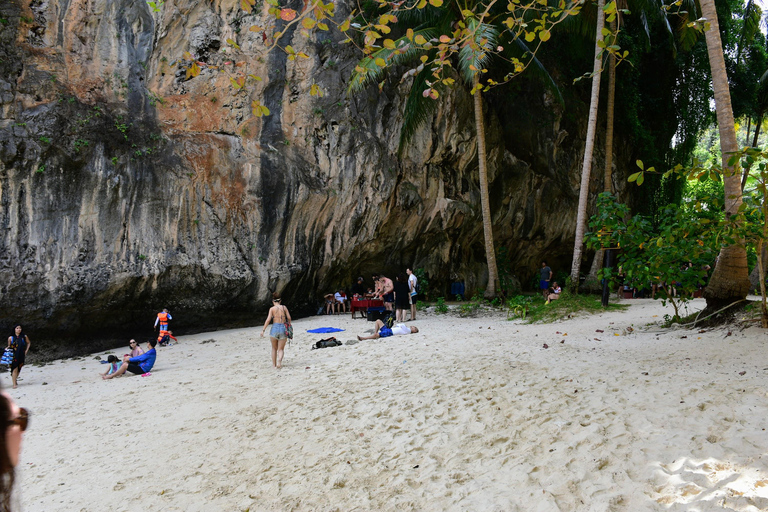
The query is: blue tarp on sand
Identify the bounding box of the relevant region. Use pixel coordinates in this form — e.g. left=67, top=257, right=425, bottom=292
left=306, top=327, right=346, bottom=333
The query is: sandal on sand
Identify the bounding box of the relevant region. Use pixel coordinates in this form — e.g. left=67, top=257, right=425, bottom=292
left=141, top=372, right=152, bottom=377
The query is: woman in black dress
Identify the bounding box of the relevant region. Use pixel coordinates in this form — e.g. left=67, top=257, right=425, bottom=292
left=6, top=326, right=30, bottom=389
left=393, top=273, right=411, bottom=322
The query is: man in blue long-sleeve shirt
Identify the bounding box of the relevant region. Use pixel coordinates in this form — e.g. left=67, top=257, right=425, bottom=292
left=103, top=339, right=157, bottom=380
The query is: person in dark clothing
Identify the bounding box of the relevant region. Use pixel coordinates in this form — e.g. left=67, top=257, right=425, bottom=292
left=393, top=274, right=411, bottom=322
left=351, top=277, right=366, bottom=298
left=6, top=326, right=30, bottom=389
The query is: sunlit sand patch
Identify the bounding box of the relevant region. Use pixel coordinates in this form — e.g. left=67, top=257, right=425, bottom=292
left=651, top=457, right=768, bottom=510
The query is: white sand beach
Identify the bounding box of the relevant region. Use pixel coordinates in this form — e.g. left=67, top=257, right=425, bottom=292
left=8, top=299, right=768, bottom=511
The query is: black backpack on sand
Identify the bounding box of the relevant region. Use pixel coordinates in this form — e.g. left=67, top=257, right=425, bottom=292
left=312, top=337, right=343, bottom=349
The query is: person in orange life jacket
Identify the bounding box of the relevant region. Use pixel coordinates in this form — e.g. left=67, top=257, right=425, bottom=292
left=157, top=330, right=177, bottom=347
left=154, top=308, right=171, bottom=332
left=103, top=339, right=157, bottom=379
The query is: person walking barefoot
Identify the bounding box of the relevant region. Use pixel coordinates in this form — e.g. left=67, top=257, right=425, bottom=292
left=261, top=292, right=292, bottom=369
left=7, top=326, right=30, bottom=389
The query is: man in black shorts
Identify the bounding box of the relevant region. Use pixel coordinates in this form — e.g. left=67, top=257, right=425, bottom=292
left=376, top=274, right=395, bottom=312
left=103, top=339, right=158, bottom=379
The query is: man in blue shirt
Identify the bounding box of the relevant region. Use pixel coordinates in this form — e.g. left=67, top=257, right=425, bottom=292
left=103, top=339, right=157, bottom=379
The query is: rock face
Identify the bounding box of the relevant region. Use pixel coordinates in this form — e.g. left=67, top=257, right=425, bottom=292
left=0, top=0, right=636, bottom=353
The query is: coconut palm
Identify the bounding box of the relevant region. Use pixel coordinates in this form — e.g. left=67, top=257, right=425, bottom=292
left=569, top=0, right=606, bottom=292
left=349, top=4, right=566, bottom=298
left=699, top=0, right=750, bottom=304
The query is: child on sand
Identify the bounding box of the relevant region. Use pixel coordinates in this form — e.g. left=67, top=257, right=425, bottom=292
left=100, top=355, right=121, bottom=378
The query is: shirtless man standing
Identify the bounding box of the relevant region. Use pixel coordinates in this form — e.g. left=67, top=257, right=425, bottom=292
left=376, top=274, right=395, bottom=311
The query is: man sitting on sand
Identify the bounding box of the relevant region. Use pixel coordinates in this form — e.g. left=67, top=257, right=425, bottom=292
left=103, top=339, right=157, bottom=379
left=357, top=320, right=419, bottom=340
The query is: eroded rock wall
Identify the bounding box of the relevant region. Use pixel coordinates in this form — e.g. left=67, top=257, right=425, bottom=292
left=0, top=0, right=624, bottom=353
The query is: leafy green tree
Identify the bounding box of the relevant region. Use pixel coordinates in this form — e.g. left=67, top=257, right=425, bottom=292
left=586, top=193, right=716, bottom=320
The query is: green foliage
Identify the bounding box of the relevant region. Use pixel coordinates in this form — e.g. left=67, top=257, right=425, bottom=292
left=74, top=139, right=89, bottom=152
left=148, top=92, right=165, bottom=106
left=435, top=297, right=448, bottom=314
left=415, top=300, right=426, bottom=310
left=521, top=291, right=628, bottom=324
left=458, top=293, right=483, bottom=317
left=39, top=136, right=50, bottom=144
left=146, top=0, right=164, bottom=12
left=138, top=254, right=147, bottom=260
left=111, top=156, right=118, bottom=165
left=497, top=247, right=521, bottom=297
left=114, top=118, right=129, bottom=140
left=454, top=294, right=463, bottom=302
left=413, top=268, right=429, bottom=299
left=586, top=193, right=717, bottom=321
left=36, top=165, right=45, bottom=174
left=506, top=295, right=532, bottom=320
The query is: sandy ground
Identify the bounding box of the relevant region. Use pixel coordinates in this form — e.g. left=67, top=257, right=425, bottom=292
left=7, top=298, right=768, bottom=511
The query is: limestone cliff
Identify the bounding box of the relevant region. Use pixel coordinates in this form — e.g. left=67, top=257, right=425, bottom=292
left=0, top=0, right=632, bottom=353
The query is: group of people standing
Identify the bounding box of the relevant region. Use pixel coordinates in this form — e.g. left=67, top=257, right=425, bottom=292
left=364, top=269, right=418, bottom=322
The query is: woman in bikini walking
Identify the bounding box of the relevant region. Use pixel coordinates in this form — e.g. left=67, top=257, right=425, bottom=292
left=260, top=292, right=292, bottom=369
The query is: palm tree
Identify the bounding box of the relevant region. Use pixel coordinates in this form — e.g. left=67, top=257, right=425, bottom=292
left=569, top=0, right=606, bottom=292
left=699, top=0, right=751, bottom=304
left=349, top=5, right=566, bottom=298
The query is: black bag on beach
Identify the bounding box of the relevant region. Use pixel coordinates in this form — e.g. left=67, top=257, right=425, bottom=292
left=312, top=337, right=342, bottom=349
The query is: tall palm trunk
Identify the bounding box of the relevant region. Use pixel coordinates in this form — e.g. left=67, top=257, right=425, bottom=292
left=473, top=75, right=499, bottom=299
left=586, top=19, right=618, bottom=286
left=570, top=0, right=606, bottom=293
left=700, top=0, right=750, bottom=304
left=604, top=19, right=616, bottom=194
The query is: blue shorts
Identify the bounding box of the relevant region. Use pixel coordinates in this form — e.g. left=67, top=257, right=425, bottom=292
left=540, top=280, right=550, bottom=290
left=270, top=323, right=287, bottom=340
left=379, top=327, right=393, bottom=338
left=383, top=293, right=394, bottom=303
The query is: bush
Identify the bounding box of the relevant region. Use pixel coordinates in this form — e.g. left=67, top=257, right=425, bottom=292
left=435, top=297, right=448, bottom=314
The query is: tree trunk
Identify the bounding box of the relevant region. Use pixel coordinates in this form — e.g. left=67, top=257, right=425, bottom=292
left=700, top=0, right=751, bottom=305
left=749, top=245, right=768, bottom=292
left=743, top=113, right=764, bottom=191
left=570, top=0, right=606, bottom=293
left=584, top=19, right=618, bottom=291
left=473, top=76, right=499, bottom=299
left=745, top=116, right=751, bottom=147
left=757, top=242, right=768, bottom=328
left=604, top=18, right=616, bottom=194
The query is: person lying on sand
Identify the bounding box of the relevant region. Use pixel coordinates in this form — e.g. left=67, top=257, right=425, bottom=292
left=357, top=320, right=419, bottom=340
left=103, top=339, right=157, bottom=379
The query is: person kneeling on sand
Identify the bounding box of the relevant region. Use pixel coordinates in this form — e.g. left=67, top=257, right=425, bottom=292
left=103, top=339, right=157, bottom=379
left=357, top=320, right=419, bottom=340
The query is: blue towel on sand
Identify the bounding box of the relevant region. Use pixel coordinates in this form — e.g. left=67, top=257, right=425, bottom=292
left=307, top=327, right=345, bottom=333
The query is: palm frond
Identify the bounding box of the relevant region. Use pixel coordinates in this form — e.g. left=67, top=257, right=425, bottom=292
left=398, top=67, right=442, bottom=154
left=457, top=18, right=498, bottom=85
left=737, top=0, right=761, bottom=63
left=508, top=37, right=564, bottom=105
left=347, top=28, right=438, bottom=95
